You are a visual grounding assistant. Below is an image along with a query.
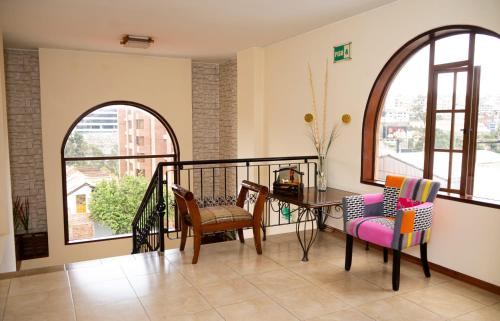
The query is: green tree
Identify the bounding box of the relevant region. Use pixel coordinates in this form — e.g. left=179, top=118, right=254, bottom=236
left=65, top=132, right=118, bottom=175
left=89, top=176, right=149, bottom=234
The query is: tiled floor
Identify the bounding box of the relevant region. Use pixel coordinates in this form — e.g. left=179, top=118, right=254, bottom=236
left=0, top=232, right=499, bottom=321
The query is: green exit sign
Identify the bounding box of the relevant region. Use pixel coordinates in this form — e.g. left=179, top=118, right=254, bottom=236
left=333, top=42, right=352, bottom=63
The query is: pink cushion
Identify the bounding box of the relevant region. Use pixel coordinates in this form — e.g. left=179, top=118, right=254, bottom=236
left=346, top=217, right=395, bottom=248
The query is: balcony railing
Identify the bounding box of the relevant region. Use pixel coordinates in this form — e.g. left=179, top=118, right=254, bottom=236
left=131, top=156, right=319, bottom=254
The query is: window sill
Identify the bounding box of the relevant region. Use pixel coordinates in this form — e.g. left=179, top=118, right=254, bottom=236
left=66, top=233, right=132, bottom=245
left=361, top=179, right=500, bottom=210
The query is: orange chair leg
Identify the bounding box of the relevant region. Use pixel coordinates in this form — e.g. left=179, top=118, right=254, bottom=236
left=192, top=233, right=201, bottom=264
left=180, top=222, right=188, bottom=251
left=252, top=225, right=262, bottom=255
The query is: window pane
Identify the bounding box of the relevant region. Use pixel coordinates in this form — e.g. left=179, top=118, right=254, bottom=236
left=453, top=112, right=465, bottom=150
left=66, top=158, right=160, bottom=242
left=433, top=151, right=449, bottom=188
left=376, top=46, right=429, bottom=180
left=450, top=153, right=462, bottom=190
left=435, top=33, right=469, bottom=65
left=435, top=113, right=451, bottom=149
left=473, top=34, right=500, bottom=201
left=64, top=105, right=174, bottom=157
left=436, top=72, right=454, bottom=110
left=455, top=71, right=467, bottom=110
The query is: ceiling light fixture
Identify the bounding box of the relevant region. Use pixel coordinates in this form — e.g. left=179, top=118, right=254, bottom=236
left=120, top=35, right=154, bottom=49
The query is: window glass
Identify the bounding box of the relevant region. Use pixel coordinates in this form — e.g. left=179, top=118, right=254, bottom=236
left=376, top=45, right=429, bottom=180
left=64, top=104, right=177, bottom=242
left=435, top=33, right=469, bottom=65
left=473, top=34, right=500, bottom=201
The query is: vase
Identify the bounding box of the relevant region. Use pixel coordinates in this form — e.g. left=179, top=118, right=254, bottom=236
left=317, top=153, right=328, bottom=191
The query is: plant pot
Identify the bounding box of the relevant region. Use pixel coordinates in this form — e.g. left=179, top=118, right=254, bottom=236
left=15, top=232, right=49, bottom=260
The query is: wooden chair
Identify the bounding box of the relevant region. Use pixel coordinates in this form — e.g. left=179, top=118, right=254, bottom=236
left=171, top=180, right=269, bottom=264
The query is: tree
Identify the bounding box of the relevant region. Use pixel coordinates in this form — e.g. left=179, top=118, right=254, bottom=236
left=65, top=132, right=118, bottom=175
left=89, top=176, right=148, bottom=234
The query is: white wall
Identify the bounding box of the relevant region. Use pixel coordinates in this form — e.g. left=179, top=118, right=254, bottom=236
left=238, top=0, right=500, bottom=285
left=0, top=32, right=17, bottom=273
left=21, top=48, right=192, bottom=269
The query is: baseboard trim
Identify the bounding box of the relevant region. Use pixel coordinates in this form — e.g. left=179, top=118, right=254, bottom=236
left=323, top=225, right=500, bottom=295
left=0, top=264, right=65, bottom=280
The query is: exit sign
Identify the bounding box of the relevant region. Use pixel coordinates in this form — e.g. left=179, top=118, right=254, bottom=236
left=333, top=42, right=352, bottom=63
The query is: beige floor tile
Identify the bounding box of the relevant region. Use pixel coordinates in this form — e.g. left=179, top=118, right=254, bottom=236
left=196, top=277, right=263, bottom=307
left=245, top=268, right=312, bottom=296
left=0, top=279, right=10, bottom=298
left=404, top=284, right=485, bottom=319
left=66, top=259, right=103, bottom=270
left=68, top=264, right=125, bottom=287
left=440, top=281, right=500, bottom=305
left=216, top=296, right=299, bottom=321
left=226, top=254, right=282, bottom=275
left=121, top=256, right=175, bottom=277
left=140, top=287, right=211, bottom=318
left=150, top=309, right=224, bottom=321
left=320, top=276, right=395, bottom=306
left=3, top=288, right=74, bottom=320
left=127, top=271, right=192, bottom=297
left=178, top=261, right=240, bottom=286
left=358, top=296, right=443, bottom=321
left=263, top=247, right=319, bottom=266
left=75, top=298, right=149, bottom=321
left=305, top=308, right=375, bottom=321
left=399, top=264, right=452, bottom=285
left=356, top=269, right=432, bottom=293
left=71, top=278, right=137, bottom=308
left=3, top=308, right=76, bottom=321
left=287, top=260, right=352, bottom=285
left=271, top=284, right=350, bottom=320
left=452, top=304, right=500, bottom=321
left=8, top=271, right=69, bottom=297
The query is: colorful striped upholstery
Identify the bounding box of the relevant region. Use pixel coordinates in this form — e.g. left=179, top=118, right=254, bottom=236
left=343, top=176, right=439, bottom=250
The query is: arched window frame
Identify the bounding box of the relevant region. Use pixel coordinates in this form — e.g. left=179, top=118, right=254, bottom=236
left=61, top=101, right=180, bottom=244
left=362, top=25, right=500, bottom=208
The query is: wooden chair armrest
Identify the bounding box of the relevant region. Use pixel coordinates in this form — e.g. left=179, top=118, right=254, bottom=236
left=171, top=184, right=201, bottom=226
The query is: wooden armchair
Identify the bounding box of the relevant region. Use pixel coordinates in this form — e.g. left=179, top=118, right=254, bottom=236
left=171, top=180, right=269, bottom=264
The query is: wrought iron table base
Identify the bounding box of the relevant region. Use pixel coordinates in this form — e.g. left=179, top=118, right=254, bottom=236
left=296, top=208, right=319, bottom=261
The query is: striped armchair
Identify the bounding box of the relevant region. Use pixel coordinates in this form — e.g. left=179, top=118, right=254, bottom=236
left=342, top=175, right=440, bottom=291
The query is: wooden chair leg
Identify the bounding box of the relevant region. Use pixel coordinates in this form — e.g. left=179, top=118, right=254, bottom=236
left=237, top=229, right=245, bottom=243
left=392, top=250, right=400, bottom=291
left=192, top=232, right=201, bottom=264
left=420, top=243, right=431, bottom=277
left=180, top=221, right=188, bottom=251
left=345, top=235, right=353, bottom=271
left=252, top=225, right=262, bottom=255
left=383, top=248, right=388, bottom=263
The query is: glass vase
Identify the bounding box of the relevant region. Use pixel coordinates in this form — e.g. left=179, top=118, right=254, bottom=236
left=317, top=153, right=328, bottom=191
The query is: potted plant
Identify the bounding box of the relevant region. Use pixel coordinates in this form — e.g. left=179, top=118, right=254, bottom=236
left=13, top=196, right=49, bottom=260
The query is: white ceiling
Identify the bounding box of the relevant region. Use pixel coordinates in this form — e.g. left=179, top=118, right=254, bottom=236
left=0, top=0, right=396, bottom=60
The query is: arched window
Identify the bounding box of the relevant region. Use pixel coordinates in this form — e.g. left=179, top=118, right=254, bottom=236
left=362, top=25, right=500, bottom=206
left=62, top=101, right=179, bottom=243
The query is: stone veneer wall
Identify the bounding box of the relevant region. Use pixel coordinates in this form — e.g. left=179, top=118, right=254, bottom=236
left=218, top=59, right=237, bottom=196
left=191, top=60, right=237, bottom=198
left=4, top=49, right=47, bottom=233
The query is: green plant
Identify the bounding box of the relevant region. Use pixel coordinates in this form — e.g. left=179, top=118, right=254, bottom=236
left=89, top=176, right=149, bottom=234
left=13, top=196, right=30, bottom=233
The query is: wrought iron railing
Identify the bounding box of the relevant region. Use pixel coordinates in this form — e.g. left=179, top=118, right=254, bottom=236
left=131, top=156, right=318, bottom=254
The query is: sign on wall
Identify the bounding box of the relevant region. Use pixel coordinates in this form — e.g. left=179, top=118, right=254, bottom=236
left=333, top=42, right=352, bottom=63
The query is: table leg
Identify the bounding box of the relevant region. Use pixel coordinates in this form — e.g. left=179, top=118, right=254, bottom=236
left=296, top=208, right=319, bottom=261
left=316, top=207, right=329, bottom=231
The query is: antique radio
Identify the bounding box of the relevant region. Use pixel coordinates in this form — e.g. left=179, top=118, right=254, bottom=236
left=272, top=166, right=304, bottom=196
